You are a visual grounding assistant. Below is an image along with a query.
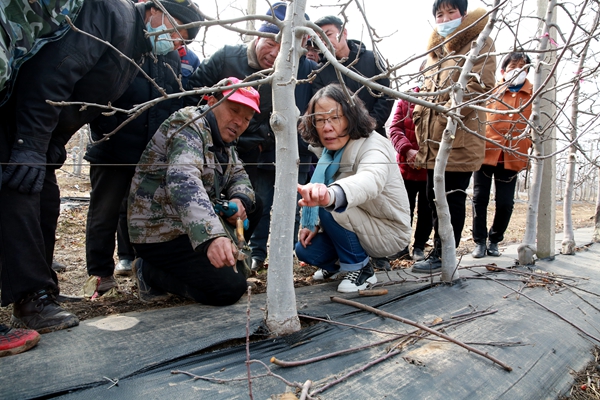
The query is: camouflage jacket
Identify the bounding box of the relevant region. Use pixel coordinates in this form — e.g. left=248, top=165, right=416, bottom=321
left=0, top=0, right=84, bottom=93
left=128, top=106, right=255, bottom=250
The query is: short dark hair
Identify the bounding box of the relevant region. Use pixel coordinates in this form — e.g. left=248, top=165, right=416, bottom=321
left=432, top=0, right=468, bottom=17
left=501, top=51, right=531, bottom=71
left=299, top=84, right=376, bottom=148
left=314, top=15, right=343, bottom=31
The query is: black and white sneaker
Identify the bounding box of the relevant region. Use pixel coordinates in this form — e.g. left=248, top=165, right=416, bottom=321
left=337, top=263, right=377, bottom=293
left=312, top=268, right=343, bottom=281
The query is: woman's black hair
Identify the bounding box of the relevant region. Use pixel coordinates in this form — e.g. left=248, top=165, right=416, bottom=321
left=299, top=84, right=376, bottom=148
left=432, top=0, right=468, bottom=17
left=501, top=51, right=532, bottom=71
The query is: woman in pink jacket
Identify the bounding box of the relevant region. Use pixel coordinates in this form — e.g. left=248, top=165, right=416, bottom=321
left=389, top=88, right=433, bottom=261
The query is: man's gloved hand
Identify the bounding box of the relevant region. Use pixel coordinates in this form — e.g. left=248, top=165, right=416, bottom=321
left=2, top=148, right=46, bottom=194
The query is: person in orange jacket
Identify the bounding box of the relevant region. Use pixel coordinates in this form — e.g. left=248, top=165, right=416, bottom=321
left=471, top=51, right=533, bottom=258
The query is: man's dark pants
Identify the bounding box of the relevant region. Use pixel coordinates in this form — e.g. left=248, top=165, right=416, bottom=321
left=132, top=197, right=262, bottom=306
left=86, top=165, right=135, bottom=277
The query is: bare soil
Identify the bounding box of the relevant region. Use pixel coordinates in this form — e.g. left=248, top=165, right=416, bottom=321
left=0, top=161, right=596, bottom=327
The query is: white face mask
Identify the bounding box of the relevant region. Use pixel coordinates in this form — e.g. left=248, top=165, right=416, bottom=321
left=436, top=18, right=462, bottom=37
left=147, top=14, right=175, bottom=56
left=504, top=69, right=527, bottom=86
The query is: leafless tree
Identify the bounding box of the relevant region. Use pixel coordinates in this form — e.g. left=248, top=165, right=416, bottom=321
left=50, top=0, right=600, bottom=334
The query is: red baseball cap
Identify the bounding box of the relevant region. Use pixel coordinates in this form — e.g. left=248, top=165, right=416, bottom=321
left=221, top=77, right=261, bottom=113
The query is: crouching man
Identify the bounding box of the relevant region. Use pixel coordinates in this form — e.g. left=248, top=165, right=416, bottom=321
left=127, top=78, right=262, bottom=306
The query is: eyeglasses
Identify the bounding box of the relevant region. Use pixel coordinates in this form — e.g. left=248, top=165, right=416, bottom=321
left=313, top=115, right=345, bottom=129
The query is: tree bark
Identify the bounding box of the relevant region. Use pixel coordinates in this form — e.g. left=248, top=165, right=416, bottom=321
left=562, top=8, right=595, bottom=254
left=518, top=0, right=558, bottom=265
left=264, top=0, right=306, bottom=335
left=594, top=168, right=600, bottom=242
left=435, top=1, right=499, bottom=282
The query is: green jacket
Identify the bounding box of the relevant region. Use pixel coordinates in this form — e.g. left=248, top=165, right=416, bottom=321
left=0, top=0, right=84, bottom=92
left=128, top=106, right=255, bottom=250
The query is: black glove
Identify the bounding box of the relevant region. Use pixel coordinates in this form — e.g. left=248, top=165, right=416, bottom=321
left=2, top=148, right=46, bottom=194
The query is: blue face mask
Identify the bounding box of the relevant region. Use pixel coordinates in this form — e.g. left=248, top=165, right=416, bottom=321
left=436, top=18, right=462, bottom=37
left=146, top=14, right=174, bottom=55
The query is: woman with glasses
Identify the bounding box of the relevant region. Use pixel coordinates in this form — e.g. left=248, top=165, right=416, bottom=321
left=294, top=84, right=412, bottom=293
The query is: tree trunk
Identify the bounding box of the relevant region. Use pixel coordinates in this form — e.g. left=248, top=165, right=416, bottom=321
left=518, top=0, right=558, bottom=265
left=435, top=0, right=499, bottom=282
left=264, top=0, right=306, bottom=335
left=594, top=167, right=600, bottom=242
left=560, top=35, right=591, bottom=253
left=535, top=0, right=559, bottom=260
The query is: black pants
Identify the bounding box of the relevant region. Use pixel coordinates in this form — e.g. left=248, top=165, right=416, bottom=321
left=86, top=165, right=136, bottom=277
left=472, top=164, right=519, bottom=244
left=404, top=179, right=433, bottom=250
left=132, top=196, right=262, bottom=306
left=426, top=169, right=472, bottom=249
left=0, top=168, right=60, bottom=306
left=0, top=96, right=61, bottom=305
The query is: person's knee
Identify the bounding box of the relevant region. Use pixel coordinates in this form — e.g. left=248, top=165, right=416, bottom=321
left=294, top=241, right=309, bottom=263
left=200, top=278, right=247, bottom=306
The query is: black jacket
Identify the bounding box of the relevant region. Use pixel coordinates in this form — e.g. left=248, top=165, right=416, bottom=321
left=185, top=42, right=317, bottom=172
left=312, top=39, right=393, bottom=135
left=0, top=0, right=150, bottom=166
left=85, top=52, right=182, bottom=166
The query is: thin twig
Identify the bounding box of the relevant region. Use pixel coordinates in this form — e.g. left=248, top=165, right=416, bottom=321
left=271, top=334, right=413, bottom=367
left=466, top=269, right=600, bottom=344
left=64, top=16, right=166, bottom=97
left=330, top=296, right=513, bottom=371
left=245, top=286, right=253, bottom=400
left=309, top=349, right=402, bottom=396
left=299, top=380, right=312, bottom=400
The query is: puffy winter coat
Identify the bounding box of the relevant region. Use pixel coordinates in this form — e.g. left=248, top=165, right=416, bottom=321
left=388, top=91, right=427, bottom=182
left=482, top=79, right=533, bottom=172
left=0, top=0, right=150, bottom=167
left=413, top=8, right=497, bottom=172
left=330, top=132, right=412, bottom=258
left=85, top=52, right=182, bottom=166
left=312, top=39, right=393, bottom=136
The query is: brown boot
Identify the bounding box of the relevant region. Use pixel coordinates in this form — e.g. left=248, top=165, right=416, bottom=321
left=11, top=290, right=79, bottom=334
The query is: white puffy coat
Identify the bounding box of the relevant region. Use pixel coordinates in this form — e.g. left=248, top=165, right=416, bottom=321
left=330, top=132, right=412, bottom=258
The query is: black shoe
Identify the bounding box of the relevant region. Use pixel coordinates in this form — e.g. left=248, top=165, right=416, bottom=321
left=51, top=260, right=67, bottom=273
left=487, top=242, right=500, bottom=257
left=251, top=259, right=264, bottom=271
left=131, top=259, right=170, bottom=302
left=55, top=293, right=84, bottom=303
left=11, top=290, right=79, bottom=334
left=387, top=246, right=410, bottom=261
left=373, top=257, right=391, bottom=271
left=412, top=248, right=425, bottom=261
left=411, top=254, right=442, bottom=274
left=114, top=259, right=133, bottom=276
left=337, top=263, right=377, bottom=293
left=471, top=243, right=487, bottom=258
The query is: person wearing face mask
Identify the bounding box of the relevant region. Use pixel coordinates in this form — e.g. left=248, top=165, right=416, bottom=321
left=83, top=0, right=203, bottom=295
left=471, top=52, right=533, bottom=258
left=0, top=0, right=203, bottom=333
left=411, top=0, right=496, bottom=273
